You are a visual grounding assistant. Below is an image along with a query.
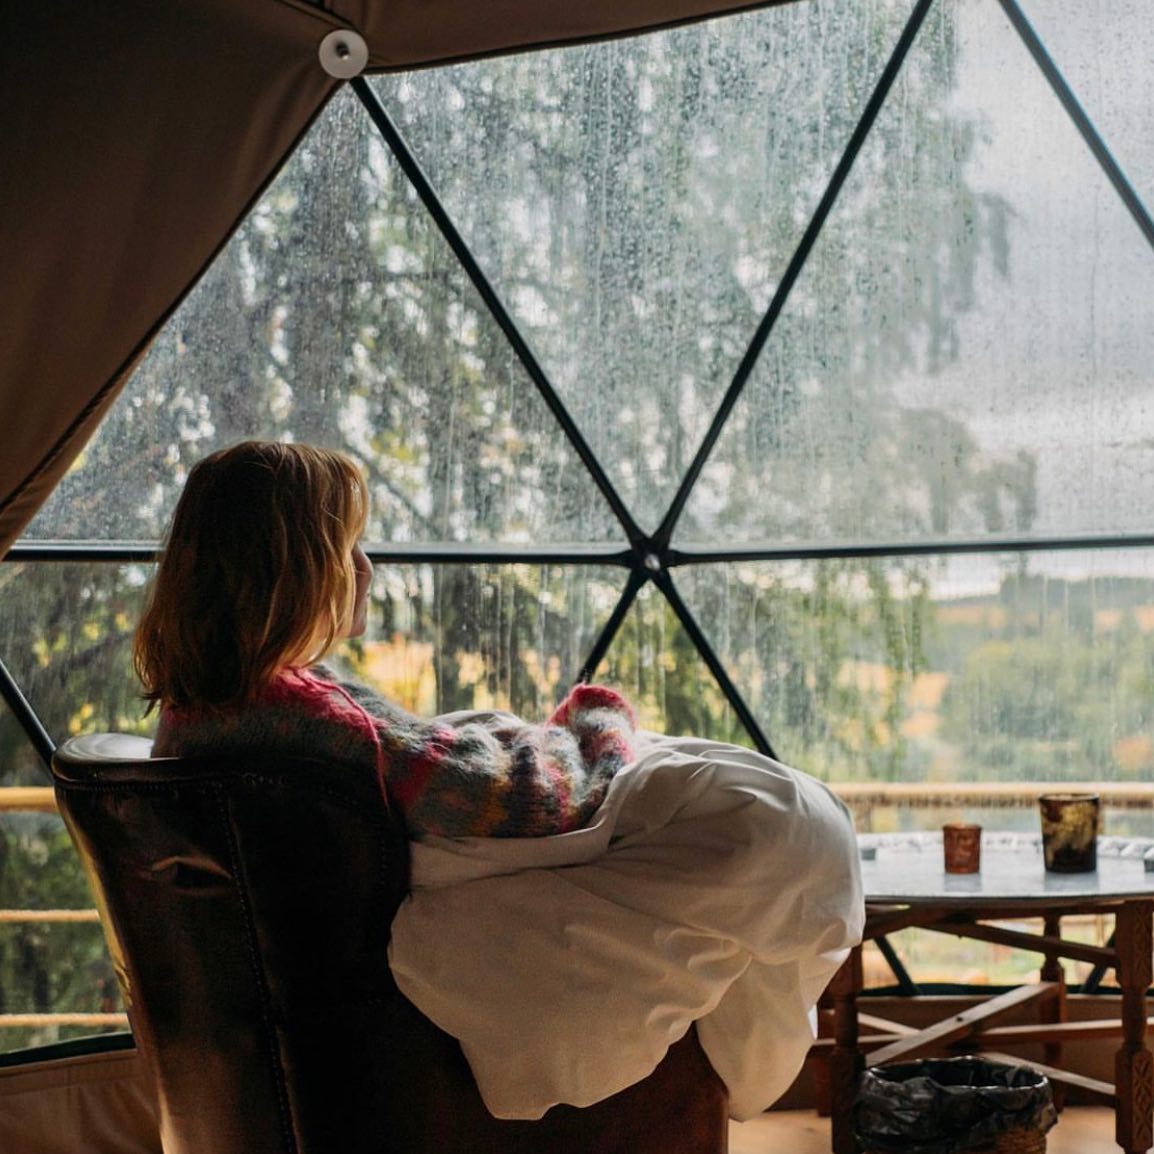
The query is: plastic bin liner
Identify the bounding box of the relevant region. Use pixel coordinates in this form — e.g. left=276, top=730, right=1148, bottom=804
left=851, top=1056, right=1058, bottom=1154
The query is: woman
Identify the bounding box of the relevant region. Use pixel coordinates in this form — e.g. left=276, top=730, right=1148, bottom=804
left=136, top=438, right=863, bottom=1122
left=135, top=439, right=637, bottom=839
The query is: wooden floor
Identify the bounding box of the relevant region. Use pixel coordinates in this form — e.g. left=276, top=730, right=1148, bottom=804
left=730, top=1106, right=1121, bottom=1154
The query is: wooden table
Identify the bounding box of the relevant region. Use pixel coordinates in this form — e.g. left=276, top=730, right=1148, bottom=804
left=826, top=832, right=1154, bottom=1154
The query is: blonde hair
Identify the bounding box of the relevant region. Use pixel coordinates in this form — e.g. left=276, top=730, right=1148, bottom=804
left=135, top=441, right=368, bottom=709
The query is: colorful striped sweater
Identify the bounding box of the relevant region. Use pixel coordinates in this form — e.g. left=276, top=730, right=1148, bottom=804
left=153, top=664, right=636, bottom=840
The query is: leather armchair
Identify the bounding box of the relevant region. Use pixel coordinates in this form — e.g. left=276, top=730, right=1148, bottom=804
left=52, top=735, right=730, bottom=1154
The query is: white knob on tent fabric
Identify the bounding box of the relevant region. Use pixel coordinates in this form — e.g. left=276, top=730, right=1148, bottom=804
left=318, top=29, right=369, bottom=79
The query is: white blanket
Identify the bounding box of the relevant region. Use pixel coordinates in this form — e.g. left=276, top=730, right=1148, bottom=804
left=387, top=730, right=864, bottom=1121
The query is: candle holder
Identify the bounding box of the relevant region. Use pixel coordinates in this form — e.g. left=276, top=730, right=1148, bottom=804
left=1038, top=793, right=1099, bottom=873
left=942, top=823, right=982, bottom=874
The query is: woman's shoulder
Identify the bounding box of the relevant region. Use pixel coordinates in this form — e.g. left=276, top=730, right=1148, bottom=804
left=153, top=669, right=375, bottom=763
left=305, top=661, right=418, bottom=727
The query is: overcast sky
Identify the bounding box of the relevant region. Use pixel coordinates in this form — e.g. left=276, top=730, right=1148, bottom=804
left=896, top=0, right=1154, bottom=548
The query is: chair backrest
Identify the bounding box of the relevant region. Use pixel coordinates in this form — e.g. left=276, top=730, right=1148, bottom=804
left=52, top=735, right=729, bottom=1154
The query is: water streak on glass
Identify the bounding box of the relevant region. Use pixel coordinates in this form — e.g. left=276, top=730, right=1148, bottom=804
left=0, top=695, right=43, bottom=790
left=334, top=562, right=627, bottom=718
left=593, top=578, right=751, bottom=745
left=681, top=0, right=1154, bottom=548
left=372, top=1, right=914, bottom=531
left=0, top=562, right=155, bottom=774
left=22, top=91, right=619, bottom=547
left=677, top=548, right=1154, bottom=793
left=1018, top=0, right=1154, bottom=217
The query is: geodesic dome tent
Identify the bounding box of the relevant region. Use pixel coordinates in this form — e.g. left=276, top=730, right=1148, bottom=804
left=2, top=0, right=1154, bottom=1139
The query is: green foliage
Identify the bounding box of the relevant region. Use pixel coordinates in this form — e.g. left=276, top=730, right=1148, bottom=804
left=0, top=563, right=155, bottom=790
left=0, top=816, right=119, bottom=1052
left=0, top=563, right=148, bottom=1052
left=940, top=573, right=1154, bottom=782
left=599, top=584, right=748, bottom=744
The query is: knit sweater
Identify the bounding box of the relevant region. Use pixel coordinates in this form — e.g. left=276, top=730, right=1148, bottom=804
left=153, top=663, right=636, bottom=840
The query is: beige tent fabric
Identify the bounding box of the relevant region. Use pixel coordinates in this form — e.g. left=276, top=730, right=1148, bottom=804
left=343, top=0, right=790, bottom=70
left=0, top=0, right=785, bottom=555
left=0, top=1046, right=160, bottom=1154
left=0, top=0, right=342, bottom=551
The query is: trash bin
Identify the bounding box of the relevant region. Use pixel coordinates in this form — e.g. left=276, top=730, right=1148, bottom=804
left=851, top=1056, right=1058, bottom=1154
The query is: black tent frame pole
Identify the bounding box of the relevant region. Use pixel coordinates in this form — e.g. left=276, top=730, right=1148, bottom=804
left=350, top=76, right=647, bottom=552
left=654, top=0, right=939, bottom=550
left=653, top=569, right=775, bottom=757
left=13, top=528, right=1154, bottom=565
left=874, top=935, right=922, bottom=996
left=0, top=655, right=55, bottom=774
left=577, top=568, right=649, bottom=686
left=998, top=0, right=1154, bottom=255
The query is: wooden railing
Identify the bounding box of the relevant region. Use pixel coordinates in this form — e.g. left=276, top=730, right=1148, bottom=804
left=10, top=781, right=1154, bottom=818
left=2, top=779, right=1153, bottom=1035
left=0, top=786, right=57, bottom=813
left=833, top=780, right=1154, bottom=831
left=0, top=787, right=131, bottom=1035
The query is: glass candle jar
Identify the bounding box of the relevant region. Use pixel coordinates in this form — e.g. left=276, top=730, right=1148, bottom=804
left=942, top=823, right=982, bottom=874
left=1038, top=793, right=1100, bottom=873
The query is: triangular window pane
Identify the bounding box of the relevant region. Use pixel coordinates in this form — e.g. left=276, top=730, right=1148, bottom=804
left=372, top=0, right=915, bottom=531
left=681, top=0, right=1154, bottom=548
left=24, top=90, right=619, bottom=548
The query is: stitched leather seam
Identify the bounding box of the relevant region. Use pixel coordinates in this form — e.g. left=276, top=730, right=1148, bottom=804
left=213, top=782, right=299, bottom=1154
left=57, top=771, right=380, bottom=816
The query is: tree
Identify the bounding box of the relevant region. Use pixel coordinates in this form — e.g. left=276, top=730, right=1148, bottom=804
left=940, top=574, right=1154, bottom=783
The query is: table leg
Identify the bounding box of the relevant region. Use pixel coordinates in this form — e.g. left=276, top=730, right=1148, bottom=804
left=1115, top=899, right=1153, bottom=1154
left=814, top=994, right=833, bottom=1117
left=1040, top=911, right=1067, bottom=1111
left=829, top=947, right=863, bottom=1154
